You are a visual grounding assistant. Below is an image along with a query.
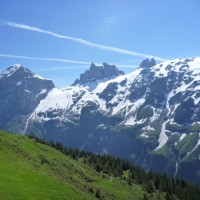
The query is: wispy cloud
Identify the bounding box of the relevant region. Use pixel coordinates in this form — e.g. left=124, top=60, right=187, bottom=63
left=34, top=66, right=89, bottom=72
left=0, top=53, right=138, bottom=71
left=118, top=64, right=138, bottom=68
left=35, top=65, right=138, bottom=72
left=4, top=21, right=168, bottom=61
left=0, top=54, right=91, bottom=65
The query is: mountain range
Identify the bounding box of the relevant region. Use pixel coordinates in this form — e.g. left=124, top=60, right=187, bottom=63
left=1, top=58, right=200, bottom=184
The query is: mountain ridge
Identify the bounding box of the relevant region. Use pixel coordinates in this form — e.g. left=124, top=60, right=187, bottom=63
left=1, top=58, right=200, bottom=184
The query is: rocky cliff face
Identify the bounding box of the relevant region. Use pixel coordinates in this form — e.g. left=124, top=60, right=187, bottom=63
left=72, top=63, right=124, bottom=89
left=1, top=59, right=200, bottom=184
left=139, top=58, right=156, bottom=68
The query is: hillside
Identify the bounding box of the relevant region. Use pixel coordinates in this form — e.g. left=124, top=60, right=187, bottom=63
left=0, top=130, right=143, bottom=200
left=0, top=131, right=200, bottom=200
left=1, top=58, right=200, bottom=184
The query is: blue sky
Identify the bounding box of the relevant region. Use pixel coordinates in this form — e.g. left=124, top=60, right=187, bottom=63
left=0, top=0, right=200, bottom=87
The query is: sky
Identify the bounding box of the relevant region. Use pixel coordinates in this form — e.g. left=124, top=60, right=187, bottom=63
left=0, top=0, right=200, bottom=87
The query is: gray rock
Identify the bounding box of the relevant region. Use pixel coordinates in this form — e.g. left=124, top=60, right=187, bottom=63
left=139, top=58, right=156, bottom=68
left=0, top=64, right=55, bottom=131
left=72, top=63, right=124, bottom=86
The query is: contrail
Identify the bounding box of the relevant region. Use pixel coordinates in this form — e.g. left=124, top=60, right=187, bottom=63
left=4, top=21, right=168, bottom=61
left=34, top=65, right=138, bottom=72
left=34, top=66, right=89, bottom=72
left=0, top=53, right=138, bottom=71
left=0, top=54, right=91, bottom=65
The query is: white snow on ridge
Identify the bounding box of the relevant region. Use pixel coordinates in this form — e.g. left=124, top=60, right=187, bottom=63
left=35, top=88, right=73, bottom=113
left=93, top=68, right=142, bottom=94
left=78, top=67, right=144, bottom=116
left=152, top=61, right=172, bottom=77
left=0, top=64, right=22, bottom=79
left=32, top=57, right=200, bottom=125
left=32, top=73, right=48, bottom=80
left=187, top=57, right=200, bottom=75
left=151, top=57, right=200, bottom=78
left=0, top=64, right=49, bottom=80
left=33, top=67, right=144, bottom=121
left=151, top=58, right=187, bottom=77
left=34, top=86, right=97, bottom=116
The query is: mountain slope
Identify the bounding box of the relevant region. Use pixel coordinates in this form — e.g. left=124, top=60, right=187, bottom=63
left=1, top=130, right=200, bottom=200
left=0, top=130, right=144, bottom=200
left=24, top=58, right=200, bottom=183
left=1, top=58, right=200, bottom=184
left=0, top=132, right=172, bottom=200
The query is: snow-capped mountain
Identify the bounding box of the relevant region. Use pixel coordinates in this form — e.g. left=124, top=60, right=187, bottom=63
left=0, top=64, right=54, bottom=132
left=1, top=59, right=200, bottom=184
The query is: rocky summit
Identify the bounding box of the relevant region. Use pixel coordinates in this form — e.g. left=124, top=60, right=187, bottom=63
left=72, top=63, right=124, bottom=89
left=0, top=64, right=54, bottom=133
left=1, top=58, right=200, bottom=184
left=139, top=58, right=156, bottom=68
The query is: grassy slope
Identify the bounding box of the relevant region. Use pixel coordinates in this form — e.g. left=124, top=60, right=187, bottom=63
left=0, top=130, right=157, bottom=200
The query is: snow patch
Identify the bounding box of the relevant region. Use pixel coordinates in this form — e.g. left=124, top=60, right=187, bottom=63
left=141, top=132, right=149, bottom=138
left=24, top=89, right=31, bottom=93
left=155, top=121, right=168, bottom=150
left=17, top=81, right=22, bottom=86
left=150, top=108, right=160, bottom=122
left=124, top=117, right=136, bottom=126
left=146, top=126, right=155, bottom=131
left=36, top=89, right=47, bottom=97
left=33, top=73, right=47, bottom=80
left=179, top=133, right=186, bottom=141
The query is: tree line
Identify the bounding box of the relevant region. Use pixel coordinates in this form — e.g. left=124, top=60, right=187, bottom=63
left=29, top=135, right=200, bottom=200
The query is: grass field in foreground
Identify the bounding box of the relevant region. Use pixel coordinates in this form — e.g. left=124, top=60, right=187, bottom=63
left=0, top=131, right=152, bottom=199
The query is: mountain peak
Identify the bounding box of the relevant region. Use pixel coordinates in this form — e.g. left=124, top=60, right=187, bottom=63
left=0, top=64, right=55, bottom=124
left=0, top=64, right=47, bottom=80
left=9, top=64, right=23, bottom=70
left=139, top=58, right=156, bottom=68
left=72, top=63, right=124, bottom=88
left=6, top=64, right=32, bottom=73
left=0, top=64, right=25, bottom=78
